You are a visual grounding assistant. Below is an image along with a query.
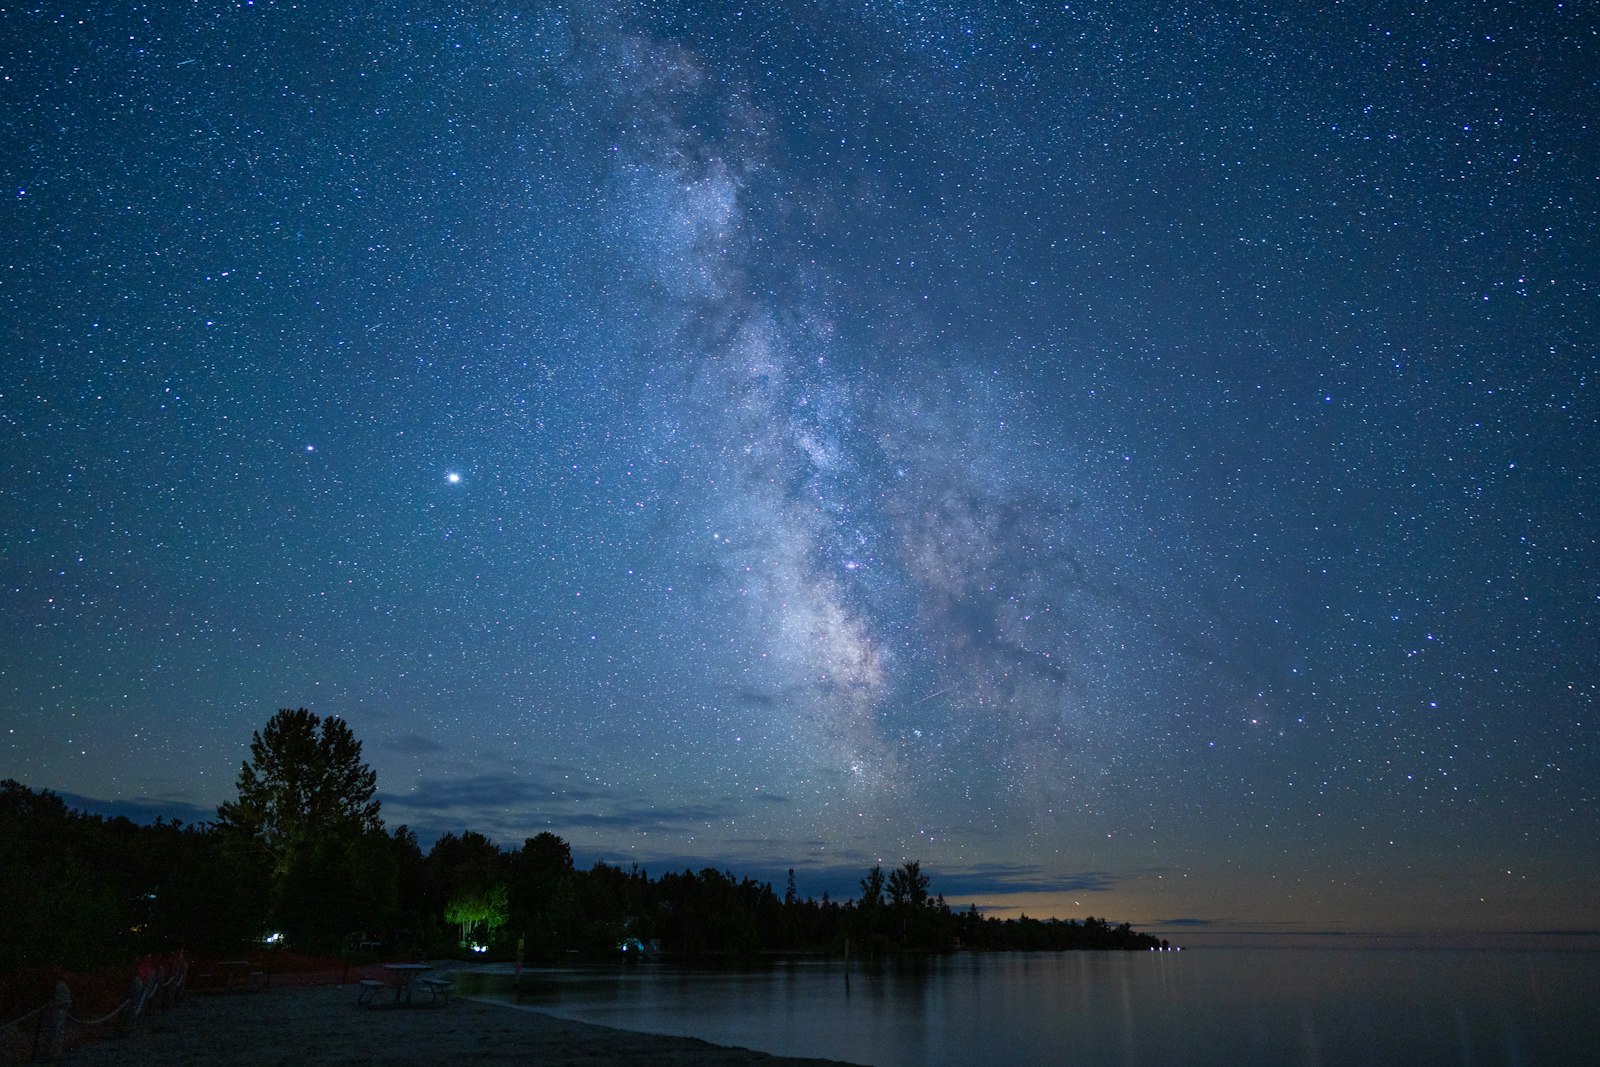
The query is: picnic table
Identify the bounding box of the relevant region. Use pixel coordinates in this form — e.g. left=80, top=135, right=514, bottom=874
left=216, top=960, right=262, bottom=992
left=380, top=963, right=432, bottom=1006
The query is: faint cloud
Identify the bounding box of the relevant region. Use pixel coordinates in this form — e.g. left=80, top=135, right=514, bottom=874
left=931, top=863, right=1120, bottom=895
left=560, top=802, right=731, bottom=831
left=378, top=768, right=608, bottom=816
left=381, top=733, right=445, bottom=755
left=53, top=790, right=216, bottom=827
left=377, top=766, right=770, bottom=849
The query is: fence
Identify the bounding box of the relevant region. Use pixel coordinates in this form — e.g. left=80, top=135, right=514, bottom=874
left=0, top=961, right=187, bottom=1064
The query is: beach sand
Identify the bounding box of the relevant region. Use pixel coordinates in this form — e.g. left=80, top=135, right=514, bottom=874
left=63, top=982, right=862, bottom=1066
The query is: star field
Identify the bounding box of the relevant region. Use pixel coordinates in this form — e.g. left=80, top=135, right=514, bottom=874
left=2, top=1, right=1595, bottom=934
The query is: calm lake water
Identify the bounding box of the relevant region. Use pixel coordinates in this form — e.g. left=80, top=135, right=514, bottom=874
left=473, top=948, right=1599, bottom=1066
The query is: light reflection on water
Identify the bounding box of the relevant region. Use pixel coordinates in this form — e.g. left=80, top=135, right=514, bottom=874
left=465, top=948, right=1599, bottom=1066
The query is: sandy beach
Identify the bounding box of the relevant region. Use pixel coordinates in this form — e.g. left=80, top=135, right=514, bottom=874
left=61, top=982, right=862, bottom=1067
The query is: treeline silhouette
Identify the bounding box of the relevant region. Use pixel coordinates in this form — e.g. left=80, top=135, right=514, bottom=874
left=1, top=777, right=1161, bottom=973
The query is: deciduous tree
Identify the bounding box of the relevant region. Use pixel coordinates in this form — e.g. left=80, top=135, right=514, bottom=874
left=215, top=708, right=385, bottom=947
left=216, top=708, right=382, bottom=868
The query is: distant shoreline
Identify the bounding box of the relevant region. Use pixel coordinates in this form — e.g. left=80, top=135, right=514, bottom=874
left=1141, top=929, right=1600, bottom=951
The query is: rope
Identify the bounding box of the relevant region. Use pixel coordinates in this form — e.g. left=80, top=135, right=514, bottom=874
left=0, top=961, right=188, bottom=1059
left=0, top=1005, right=45, bottom=1032
left=67, top=1000, right=131, bottom=1029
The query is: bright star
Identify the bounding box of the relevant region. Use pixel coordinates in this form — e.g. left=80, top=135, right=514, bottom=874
left=446, top=471, right=462, bottom=484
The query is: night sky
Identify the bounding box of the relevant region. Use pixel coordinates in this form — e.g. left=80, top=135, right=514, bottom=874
left=3, top=1, right=1595, bottom=937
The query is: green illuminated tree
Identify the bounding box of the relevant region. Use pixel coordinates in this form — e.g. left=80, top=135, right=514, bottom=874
left=445, top=882, right=510, bottom=947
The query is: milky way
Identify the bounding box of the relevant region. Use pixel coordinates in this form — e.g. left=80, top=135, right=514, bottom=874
left=2, top=1, right=1594, bottom=932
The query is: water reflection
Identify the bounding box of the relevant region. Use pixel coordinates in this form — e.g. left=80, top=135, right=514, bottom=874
left=466, top=948, right=1599, bottom=1067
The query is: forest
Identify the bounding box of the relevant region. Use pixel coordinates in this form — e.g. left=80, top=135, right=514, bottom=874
left=1, top=709, right=1163, bottom=975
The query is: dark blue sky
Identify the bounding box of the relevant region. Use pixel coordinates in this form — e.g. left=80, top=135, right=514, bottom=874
left=2, top=1, right=1594, bottom=935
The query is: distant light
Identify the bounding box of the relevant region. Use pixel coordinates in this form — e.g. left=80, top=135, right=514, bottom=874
left=446, top=472, right=462, bottom=484
left=263, top=932, right=284, bottom=945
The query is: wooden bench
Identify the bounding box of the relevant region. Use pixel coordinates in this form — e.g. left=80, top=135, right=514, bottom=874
left=418, top=976, right=452, bottom=1006
left=356, top=979, right=386, bottom=1007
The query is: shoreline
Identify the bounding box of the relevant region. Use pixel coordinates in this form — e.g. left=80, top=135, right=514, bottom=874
left=60, top=981, right=865, bottom=1066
